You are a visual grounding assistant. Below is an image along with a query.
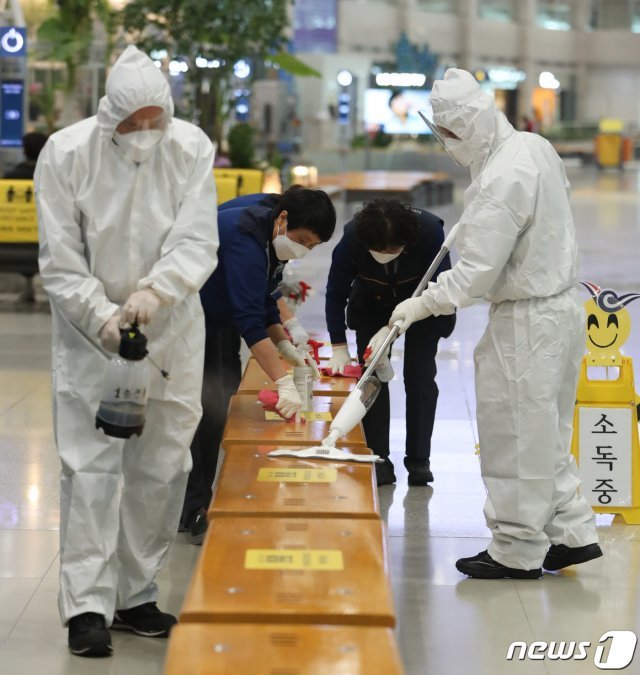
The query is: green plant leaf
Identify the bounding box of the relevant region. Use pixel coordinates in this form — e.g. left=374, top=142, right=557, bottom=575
left=37, top=17, right=75, bottom=44
left=270, top=52, right=321, bottom=77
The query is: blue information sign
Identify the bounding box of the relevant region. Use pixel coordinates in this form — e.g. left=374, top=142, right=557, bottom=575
left=0, top=80, right=25, bottom=147
left=0, top=27, right=27, bottom=58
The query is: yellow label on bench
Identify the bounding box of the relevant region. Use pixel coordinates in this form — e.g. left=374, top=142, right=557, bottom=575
left=264, top=411, right=333, bottom=422
left=244, top=549, right=344, bottom=571
left=256, top=468, right=338, bottom=483
left=0, top=180, right=38, bottom=243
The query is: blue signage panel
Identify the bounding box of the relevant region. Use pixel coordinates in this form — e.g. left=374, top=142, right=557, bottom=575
left=0, top=80, right=25, bottom=147
left=0, top=27, right=27, bottom=58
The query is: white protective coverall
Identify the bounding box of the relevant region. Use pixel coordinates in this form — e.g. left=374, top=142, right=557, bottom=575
left=405, top=69, right=597, bottom=569
left=35, top=45, right=219, bottom=624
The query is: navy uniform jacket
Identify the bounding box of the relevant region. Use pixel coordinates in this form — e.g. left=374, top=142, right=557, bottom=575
left=200, top=194, right=285, bottom=346
left=325, top=207, right=456, bottom=344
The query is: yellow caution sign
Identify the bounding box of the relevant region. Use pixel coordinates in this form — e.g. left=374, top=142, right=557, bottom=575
left=257, top=468, right=338, bottom=483
left=0, top=180, right=38, bottom=243
left=244, top=549, right=344, bottom=571
left=571, top=357, right=640, bottom=524
left=264, top=411, right=333, bottom=422
left=572, top=284, right=640, bottom=523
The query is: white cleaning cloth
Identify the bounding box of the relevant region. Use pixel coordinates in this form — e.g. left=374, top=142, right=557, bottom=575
left=267, top=446, right=383, bottom=463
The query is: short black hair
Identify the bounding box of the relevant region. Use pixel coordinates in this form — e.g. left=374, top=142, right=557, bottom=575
left=274, top=185, right=336, bottom=242
left=354, top=199, right=420, bottom=250
left=23, top=132, right=48, bottom=161
left=388, top=91, right=402, bottom=109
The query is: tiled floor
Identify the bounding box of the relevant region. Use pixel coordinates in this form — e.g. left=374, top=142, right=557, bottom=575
left=1, top=165, right=639, bottom=674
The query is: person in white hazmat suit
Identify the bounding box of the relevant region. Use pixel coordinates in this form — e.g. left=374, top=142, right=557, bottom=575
left=35, top=45, right=219, bottom=656
left=387, top=69, right=602, bottom=579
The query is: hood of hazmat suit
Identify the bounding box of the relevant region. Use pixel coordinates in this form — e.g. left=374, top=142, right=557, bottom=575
left=417, top=69, right=596, bottom=570
left=420, top=67, right=578, bottom=312
left=34, top=45, right=219, bottom=624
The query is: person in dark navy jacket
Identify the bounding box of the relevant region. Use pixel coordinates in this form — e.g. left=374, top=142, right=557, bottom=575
left=182, top=187, right=336, bottom=542
left=325, top=199, right=455, bottom=486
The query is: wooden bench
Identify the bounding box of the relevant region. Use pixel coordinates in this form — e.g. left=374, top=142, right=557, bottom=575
left=164, top=623, right=404, bottom=674
left=222, top=394, right=366, bottom=448
left=237, top=356, right=357, bottom=398
left=179, top=516, right=395, bottom=627
left=316, top=170, right=453, bottom=207
left=209, top=444, right=379, bottom=520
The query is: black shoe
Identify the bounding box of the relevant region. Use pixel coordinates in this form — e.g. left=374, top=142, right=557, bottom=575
left=189, top=507, right=209, bottom=545
left=404, top=457, right=434, bottom=485
left=543, top=543, right=603, bottom=571
left=456, top=550, right=542, bottom=579
left=68, top=612, right=112, bottom=657
left=375, top=458, right=396, bottom=486
left=111, top=602, right=177, bottom=637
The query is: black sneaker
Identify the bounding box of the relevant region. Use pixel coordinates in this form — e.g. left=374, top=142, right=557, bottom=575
left=404, top=457, right=434, bottom=486
left=543, top=543, right=603, bottom=571
left=111, top=602, right=177, bottom=637
left=190, top=507, right=209, bottom=545
left=456, top=550, right=542, bottom=579
left=375, top=458, right=396, bottom=486
left=68, top=612, right=112, bottom=657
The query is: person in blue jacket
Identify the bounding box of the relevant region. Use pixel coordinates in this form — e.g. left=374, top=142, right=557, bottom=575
left=325, top=199, right=455, bottom=486
left=182, top=186, right=336, bottom=542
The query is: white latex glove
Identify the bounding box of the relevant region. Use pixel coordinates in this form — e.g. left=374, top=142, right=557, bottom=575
left=283, top=317, right=310, bottom=347
left=275, top=374, right=303, bottom=419
left=99, top=313, right=122, bottom=353
left=375, top=356, right=394, bottom=383
left=277, top=340, right=320, bottom=379
left=364, top=326, right=392, bottom=365
left=122, top=288, right=164, bottom=326
left=389, top=297, right=432, bottom=335
left=326, top=344, right=351, bottom=375
left=277, top=339, right=306, bottom=368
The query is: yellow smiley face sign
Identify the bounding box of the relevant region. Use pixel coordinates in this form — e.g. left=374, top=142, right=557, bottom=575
left=581, top=283, right=640, bottom=365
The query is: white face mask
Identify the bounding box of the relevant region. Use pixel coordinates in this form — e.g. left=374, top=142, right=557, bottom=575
left=370, top=249, right=403, bottom=264
left=272, top=221, right=310, bottom=260
left=444, top=138, right=473, bottom=167
left=114, top=129, right=164, bottom=163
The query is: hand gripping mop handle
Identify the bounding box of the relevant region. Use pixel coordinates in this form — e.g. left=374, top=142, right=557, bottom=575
left=355, top=222, right=459, bottom=388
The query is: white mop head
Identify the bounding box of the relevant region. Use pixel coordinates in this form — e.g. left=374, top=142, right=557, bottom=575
left=267, top=446, right=383, bottom=463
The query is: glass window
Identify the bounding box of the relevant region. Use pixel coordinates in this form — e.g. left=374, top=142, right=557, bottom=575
left=478, top=0, right=517, bottom=22
left=416, top=0, right=459, bottom=12
left=590, top=0, right=640, bottom=31
left=536, top=1, right=573, bottom=30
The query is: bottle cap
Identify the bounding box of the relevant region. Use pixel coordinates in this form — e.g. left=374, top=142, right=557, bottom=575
left=118, top=324, right=148, bottom=361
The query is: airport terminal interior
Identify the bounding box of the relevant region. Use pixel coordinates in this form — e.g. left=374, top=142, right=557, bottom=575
left=1, top=171, right=639, bottom=675
left=2, top=1, right=640, bottom=674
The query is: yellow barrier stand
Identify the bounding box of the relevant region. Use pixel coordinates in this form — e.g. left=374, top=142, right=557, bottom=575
left=214, top=168, right=263, bottom=196
left=571, top=283, right=640, bottom=524
left=214, top=175, right=239, bottom=205
left=0, top=179, right=38, bottom=244
left=571, top=357, right=640, bottom=524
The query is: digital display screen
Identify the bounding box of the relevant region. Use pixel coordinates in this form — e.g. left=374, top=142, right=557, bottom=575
left=1, top=80, right=24, bottom=147
left=364, top=88, right=433, bottom=135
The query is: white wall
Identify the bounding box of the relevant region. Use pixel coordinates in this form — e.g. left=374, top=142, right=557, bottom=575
left=294, top=5, right=640, bottom=148
left=584, top=66, right=640, bottom=127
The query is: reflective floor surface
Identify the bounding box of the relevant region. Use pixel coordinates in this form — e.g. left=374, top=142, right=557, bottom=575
left=1, top=165, right=639, bottom=674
